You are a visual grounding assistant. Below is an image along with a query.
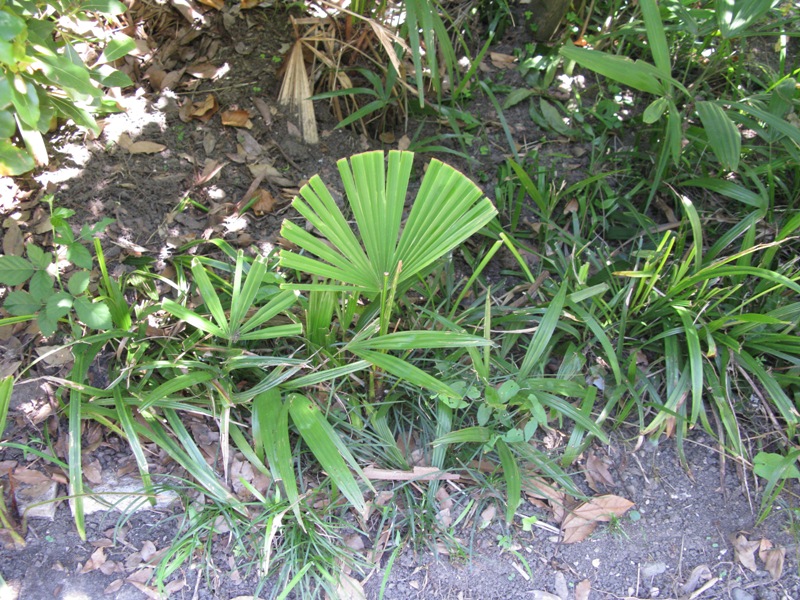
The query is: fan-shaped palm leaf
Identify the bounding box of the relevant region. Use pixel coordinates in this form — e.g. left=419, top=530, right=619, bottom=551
left=278, top=150, right=497, bottom=294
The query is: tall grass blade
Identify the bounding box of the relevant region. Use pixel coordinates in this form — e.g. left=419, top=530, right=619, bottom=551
left=288, top=393, right=369, bottom=515
left=695, top=101, right=741, bottom=171
left=518, top=284, right=568, bottom=379
left=496, top=439, right=521, bottom=523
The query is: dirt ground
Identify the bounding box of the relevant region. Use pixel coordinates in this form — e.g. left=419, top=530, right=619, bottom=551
left=1, top=2, right=799, bottom=599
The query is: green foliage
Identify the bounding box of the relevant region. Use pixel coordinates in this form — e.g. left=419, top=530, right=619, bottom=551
left=0, top=0, right=134, bottom=175
left=0, top=204, right=114, bottom=335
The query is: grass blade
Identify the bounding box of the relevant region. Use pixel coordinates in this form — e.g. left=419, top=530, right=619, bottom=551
left=518, top=283, right=567, bottom=379
left=496, top=440, right=521, bottom=523
left=288, top=393, right=369, bottom=515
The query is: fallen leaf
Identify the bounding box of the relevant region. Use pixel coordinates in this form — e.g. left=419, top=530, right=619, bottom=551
left=181, top=94, right=219, bottom=123
left=680, top=564, right=712, bottom=595
left=249, top=189, right=276, bottom=216
left=11, top=468, right=51, bottom=484
left=584, top=450, right=615, bottom=492
left=397, top=135, right=410, bottom=151
left=379, top=131, right=395, bottom=144
left=575, top=579, right=591, bottom=600
left=562, top=198, right=579, bottom=215
left=362, top=466, right=460, bottom=481
left=241, top=0, right=261, bottom=7
left=36, top=345, right=74, bottom=366
left=222, top=109, right=254, bottom=129
left=763, top=546, right=785, bottom=580
left=140, top=540, right=157, bottom=562
left=104, top=579, right=124, bottom=594
left=80, top=547, right=106, bottom=573
left=82, top=459, right=103, bottom=485
left=733, top=534, right=760, bottom=571
left=344, top=533, right=365, bottom=551
left=117, top=133, right=165, bottom=154
left=186, top=61, right=228, bottom=80
left=3, top=219, right=24, bottom=256
left=197, top=0, right=224, bottom=9
left=480, top=504, right=496, bottom=529
left=165, top=578, right=187, bottom=594
left=490, top=52, right=516, bottom=69
left=561, top=495, right=634, bottom=543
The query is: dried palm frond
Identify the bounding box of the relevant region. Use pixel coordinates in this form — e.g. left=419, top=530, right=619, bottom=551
left=278, top=39, right=318, bottom=145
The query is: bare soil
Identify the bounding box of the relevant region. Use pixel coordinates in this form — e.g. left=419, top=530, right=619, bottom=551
left=1, top=3, right=799, bottom=599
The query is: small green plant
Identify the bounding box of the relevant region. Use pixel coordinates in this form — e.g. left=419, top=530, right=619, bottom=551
left=0, top=0, right=135, bottom=175
left=0, top=204, right=114, bottom=335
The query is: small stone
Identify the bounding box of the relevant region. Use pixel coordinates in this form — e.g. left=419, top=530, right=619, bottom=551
left=641, top=561, right=667, bottom=578
left=730, top=589, right=756, bottom=600
left=554, top=572, right=568, bottom=600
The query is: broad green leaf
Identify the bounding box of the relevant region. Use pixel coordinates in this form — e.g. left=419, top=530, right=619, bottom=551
left=350, top=348, right=461, bottom=399
left=540, top=98, right=570, bottom=135
left=0, top=255, right=33, bottom=285
left=730, top=101, right=800, bottom=146
left=37, top=311, right=58, bottom=336
left=682, top=178, right=765, bottom=208
left=66, top=243, right=93, bottom=269
left=190, top=257, right=228, bottom=336
left=28, top=269, right=53, bottom=301
left=98, top=34, right=136, bottom=63
left=667, top=101, right=682, bottom=165
left=696, top=101, right=741, bottom=171
left=559, top=44, right=665, bottom=95
left=90, top=65, right=133, bottom=88
left=518, top=283, right=568, bottom=379
left=0, top=77, right=9, bottom=109
left=753, top=452, right=800, bottom=480
left=639, top=0, right=671, bottom=77
left=46, top=291, right=73, bottom=319
left=73, top=296, right=112, bottom=329
left=253, top=390, right=302, bottom=524
left=48, top=96, right=100, bottom=134
left=496, top=439, right=521, bottom=523
left=81, top=0, right=129, bottom=14
left=349, top=330, right=492, bottom=351
left=643, top=97, right=669, bottom=123
left=502, top=88, right=535, bottom=110
left=239, top=289, right=300, bottom=335
left=0, top=109, right=15, bottom=137
left=8, top=74, right=38, bottom=128
left=674, top=306, right=703, bottom=422
left=68, top=270, right=91, bottom=295
left=34, top=49, right=99, bottom=98
left=161, top=299, right=226, bottom=338
left=4, top=290, right=39, bottom=315
left=433, top=426, right=492, bottom=446
left=717, top=0, right=780, bottom=38
left=0, top=10, right=25, bottom=42
left=0, top=375, right=12, bottom=437
left=140, top=371, right=215, bottom=410
left=288, top=393, right=369, bottom=514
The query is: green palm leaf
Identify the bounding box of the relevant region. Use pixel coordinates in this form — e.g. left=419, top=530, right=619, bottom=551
left=279, top=151, right=497, bottom=294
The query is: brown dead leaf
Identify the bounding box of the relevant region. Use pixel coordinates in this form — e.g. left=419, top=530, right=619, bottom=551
left=241, top=0, right=261, bottom=7
left=562, top=198, right=579, bottom=215
left=397, top=135, right=410, bottom=151
left=181, top=94, right=219, bottom=123
left=480, top=504, right=496, bottom=529
left=82, top=459, right=103, bottom=485
left=379, top=131, right=395, bottom=144
left=362, top=466, right=460, bottom=481
left=344, top=533, right=365, bottom=551
left=117, top=133, right=166, bottom=155
left=11, top=468, right=50, bottom=484
left=490, top=52, right=516, bottom=69
left=733, top=534, right=760, bottom=571
left=80, top=547, right=106, bottom=573
left=561, top=495, right=634, bottom=543
left=249, top=189, right=276, bottom=216
left=764, top=546, right=785, bottom=580
left=140, top=540, right=157, bottom=562
left=222, top=109, right=254, bottom=129
left=575, top=579, right=591, bottom=600
left=584, top=450, right=615, bottom=492
left=335, top=573, right=366, bottom=600
left=186, top=61, right=228, bottom=80
left=3, top=219, right=24, bottom=256
left=104, top=579, right=124, bottom=594
left=197, top=0, right=224, bottom=9
left=36, top=345, right=74, bottom=367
